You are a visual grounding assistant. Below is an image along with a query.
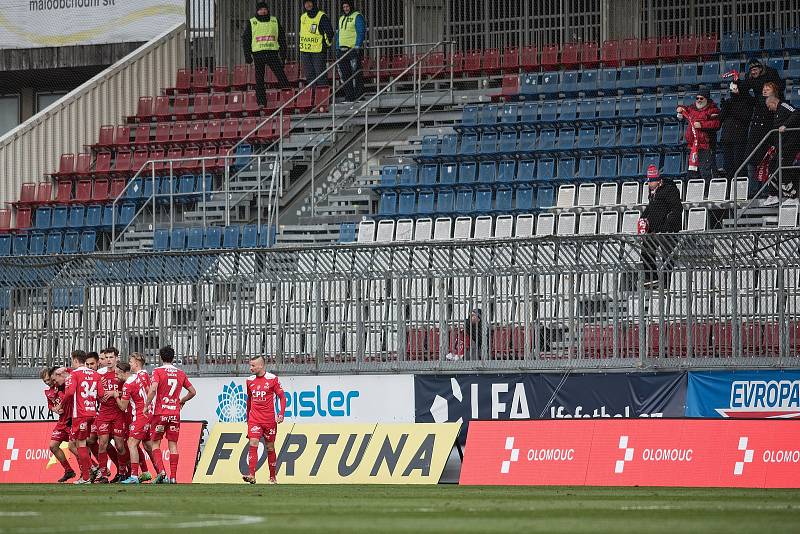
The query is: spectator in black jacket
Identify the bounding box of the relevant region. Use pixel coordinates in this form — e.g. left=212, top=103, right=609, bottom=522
left=719, top=90, right=753, bottom=181
left=768, top=96, right=800, bottom=201
left=641, top=165, right=683, bottom=286
left=242, top=1, right=291, bottom=107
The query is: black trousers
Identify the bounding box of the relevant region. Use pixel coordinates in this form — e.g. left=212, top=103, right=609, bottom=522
left=642, top=235, right=675, bottom=288
left=721, top=141, right=749, bottom=181
left=336, top=48, right=364, bottom=101
left=687, top=148, right=715, bottom=181
left=253, top=51, right=290, bottom=106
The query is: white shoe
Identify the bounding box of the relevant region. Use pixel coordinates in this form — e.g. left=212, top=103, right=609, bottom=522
left=783, top=198, right=799, bottom=206
left=73, top=478, right=90, bottom=485
left=445, top=353, right=462, bottom=361
left=763, top=196, right=780, bottom=207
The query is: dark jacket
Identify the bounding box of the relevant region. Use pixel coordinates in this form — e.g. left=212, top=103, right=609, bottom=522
left=737, top=66, right=785, bottom=99
left=465, top=310, right=488, bottom=352
left=242, top=12, right=288, bottom=62
left=642, top=180, right=683, bottom=233
left=773, top=101, right=800, bottom=156
left=737, top=67, right=786, bottom=154
left=302, top=2, right=336, bottom=53
left=719, top=92, right=753, bottom=145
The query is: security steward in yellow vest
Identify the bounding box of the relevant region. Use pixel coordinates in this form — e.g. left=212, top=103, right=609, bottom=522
left=336, top=1, right=366, bottom=102
left=242, top=1, right=290, bottom=107
left=299, top=0, right=335, bottom=87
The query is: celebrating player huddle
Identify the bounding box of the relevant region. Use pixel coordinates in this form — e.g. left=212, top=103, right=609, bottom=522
left=41, top=346, right=196, bottom=484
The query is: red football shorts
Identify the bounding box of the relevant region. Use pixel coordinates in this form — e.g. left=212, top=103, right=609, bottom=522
left=150, top=415, right=180, bottom=442
left=127, top=415, right=151, bottom=441
left=247, top=422, right=277, bottom=442
left=96, top=412, right=127, bottom=439
left=51, top=423, right=70, bottom=443
left=70, top=417, right=94, bottom=441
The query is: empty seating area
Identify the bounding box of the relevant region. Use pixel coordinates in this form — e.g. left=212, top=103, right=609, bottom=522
left=152, top=224, right=277, bottom=251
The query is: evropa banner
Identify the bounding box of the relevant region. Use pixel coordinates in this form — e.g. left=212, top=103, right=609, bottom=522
left=414, top=372, right=687, bottom=443
left=686, top=370, right=800, bottom=418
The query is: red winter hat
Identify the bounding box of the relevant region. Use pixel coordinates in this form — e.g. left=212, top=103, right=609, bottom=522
left=646, top=164, right=660, bottom=181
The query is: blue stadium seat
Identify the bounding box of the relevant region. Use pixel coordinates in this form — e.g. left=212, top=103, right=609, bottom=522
left=660, top=94, right=679, bottom=116
left=620, top=154, right=640, bottom=177
left=420, top=136, right=438, bottom=157
left=579, top=69, right=598, bottom=93
left=459, top=162, right=477, bottom=184
left=63, top=231, right=80, bottom=254
left=417, top=190, right=435, bottom=214
left=520, top=102, right=538, bottom=124
left=35, top=207, right=51, bottom=231
left=617, top=67, right=637, bottom=92
left=379, top=192, right=397, bottom=216
left=495, top=187, right=513, bottom=211
left=560, top=100, right=577, bottom=122
left=561, top=70, right=580, bottom=94
left=455, top=188, right=474, bottom=213
left=662, top=123, right=682, bottom=145
left=557, top=158, right=575, bottom=180
left=241, top=224, right=259, bottom=247
left=619, top=125, right=638, bottom=148
left=764, top=30, right=783, bottom=52
left=500, top=104, right=519, bottom=125
left=619, top=96, right=636, bottom=119
left=577, top=156, right=597, bottom=179
left=195, top=174, right=212, bottom=200
left=538, top=129, right=556, bottom=150
left=597, top=97, right=616, bottom=119
left=788, top=56, right=800, bottom=79
left=557, top=128, right=576, bottom=150
left=142, top=175, right=157, bottom=201
left=540, top=101, right=558, bottom=122
left=400, top=164, right=418, bottom=186
left=517, top=160, right=535, bottom=182
left=441, top=134, right=458, bottom=156
left=479, top=133, right=498, bottom=156
left=699, top=61, right=721, bottom=84
left=462, top=105, right=479, bottom=127
left=640, top=123, right=659, bottom=146
left=598, top=68, right=617, bottom=93
left=639, top=65, right=658, bottom=90
left=233, top=144, right=252, bottom=169
left=520, top=73, right=540, bottom=97
left=479, top=104, right=499, bottom=127
left=258, top=225, right=277, bottom=248
left=85, top=205, right=102, bottom=228
left=640, top=94, right=658, bottom=116
left=172, top=228, right=188, bottom=250
left=29, top=233, right=45, bottom=255
left=177, top=174, right=196, bottom=202
left=642, top=153, right=660, bottom=173
left=51, top=206, right=68, bottom=229
left=537, top=158, right=555, bottom=181
left=498, top=160, right=516, bottom=182
left=99, top=206, right=115, bottom=230
left=741, top=31, right=760, bottom=54
left=437, top=189, right=455, bottom=213
left=659, top=64, right=679, bottom=87
left=12, top=234, right=28, bottom=255
left=421, top=164, right=439, bottom=185
left=785, top=28, right=800, bottom=51
left=663, top=152, right=683, bottom=176
left=679, top=62, right=698, bottom=86
left=519, top=130, right=537, bottom=153
left=515, top=186, right=534, bottom=211
left=577, top=127, right=596, bottom=149
left=720, top=32, right=739, bottom=56
left=439, top=163, right=457, bottom=185
left=460, top=134, right=479, bottom=157
left=153, top=229, right=170, bottom=251
left=767, top=56, right=784, bottom=77
left=338, top=223, right=356, bottom=244
left=67, top=206, right=85, bottom=229
left=124, top=177, right=143, bottom=202
left=223, top=225, right=241, bottom=249
left=204, top=226, right=223, bottom=249
left=599, top=155, right=618, bottom=177
left=80, top=230, right=97, bottom=254
left=0, top=235, right=11, bottom=256
left=723, top=59, right=743, bottom=78
left=46, top=232, right=62, bottom=255
left=535, top=185, right=554, bottom=209
left=475, top=188, right=493, bottom=213
left=540, top=71, right=560, bottom=94
left=598, top=125, right=616, bottom=148
left=478, top=162, right=496, bottom=183
left=158, top=175, right=178, bottom=205
left=398, top=191, right=416, bottom=215
left=578, top=100, right=596, bottom=120
left=499, top=132, right=517, bottom=154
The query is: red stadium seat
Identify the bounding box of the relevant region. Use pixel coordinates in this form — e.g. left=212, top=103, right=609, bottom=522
left=294, top=86, right=313, bottom=113
left=170, top=121, right=189, bottom=147
left=113, top=125, right=132, bottom=149
left=232, top=65, right=249, bottom=90
left=621, top=38, right=639, bottom=65
left=166, top=68, right=190, bottom=95
left=154, top=123, right=171, bottom=148
left=74, top=153, right=92, bottom=179
left=187, top=121, right=205, bottom=145
left=462, top=50, right=481, bottom=75
left=93, top=153, right=112, bottom=178
left=91, top=125, right=115, bottom=151
left=247, top=64, right=256, bottom=87
left=205, top=119, right=223, bottom=146
left=713, top=322, right=764, bottom=358
left=173, top=95, right=190, bottom=120
left=501, top=47, right=519, bottom=73
left=483, top=48, right=501, bottom=74
left=285, top=62, right=301, bottom=86
left=450, top=52, right=464, bottom=78
left=91, top=179, right=110, bottom=203
left=581, top=325, right=614, bottom=358
left=183, top=147, right=201, bottom=172
left=226, top=91, right=245, bottom=116
left=679, top=34, right=699, bottom=60
left=149, top=149, right=166, bottom=172
left=50, top=154, right=75, bottom=180
left=244, top=91, right=260, bottom=115
left=154, top=95, right=171, bottom=122
left=131, top=150, right=150, bottom=174
left=580, top=41, right=599, bottom=67
left=192, top=93, right=210, bottom=119
left=277, top=88, right=295, bottom=109
left=165, top=148, right=183, bottom=172
left=53, top=181, right=72, bottom=204
left=540, top=45, right=559, bottom=70
left=561, top=42, right=579, bottom=69
left=109, top=178, right=125, bottom=200
left=639, top=38, right=659, bottom=64
left=134, top=96, right=153, bottom=122
left=191, top=67, right=209, bottom=92
left=72, top=180, right=92, bottom=204
left=212, top=66, right=229, bottom=92
left=264, top=90, right=281, bottom=112
left=0, top=209, right=11, bottom=232
left=391, top=53, right=412, bottom=79
left=12, top=183, right=36, bottom=207
left=112, top=151, right=132, bottom=176
left=699, top=33, right=718, bottom=59
left=132, top=124, right=151, bottom=147
left=314, top=86, right=331, bottom=112
left=406, top=328, right=430, bottom=360
left=421, top=51, right=446, bottom=78
left=499, top=74, right=520, bottom=100
left=220, top=119, right=240, bottom=144
left=209, top=93, right=226, bottom=118
left=33, top=182, right=53, bottom=206
left=520, top=45, right=539, bottom=71
left=601, top=39, right=620, bottom=67
left=15, top=207, right=32, bottom=230
left=659, top=36, right=679, bottom=62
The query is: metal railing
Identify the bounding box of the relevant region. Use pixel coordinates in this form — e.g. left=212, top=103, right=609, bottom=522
left=1, top=229, right=799, bottom=377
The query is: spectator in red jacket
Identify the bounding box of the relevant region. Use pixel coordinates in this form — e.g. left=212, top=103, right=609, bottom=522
left=677, top=89, right=721, bottom=180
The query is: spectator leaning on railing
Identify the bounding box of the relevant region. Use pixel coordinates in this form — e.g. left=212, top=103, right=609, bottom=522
left=767, top=96, right=800, bottom=202
left=677, top=88, right=720, bottom=180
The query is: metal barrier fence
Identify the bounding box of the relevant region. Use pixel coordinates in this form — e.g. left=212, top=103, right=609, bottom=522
left=1, top=229, right=799, bottom=377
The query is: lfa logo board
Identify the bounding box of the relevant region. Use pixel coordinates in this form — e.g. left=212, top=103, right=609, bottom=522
left=193, top=423, right=460, bottom=484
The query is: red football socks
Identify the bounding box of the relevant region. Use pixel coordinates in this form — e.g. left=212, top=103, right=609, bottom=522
left=267, top=449, right=277, bottom=479
left=98, top=451, right=108, bottom=476
left=169, top=453, right=179, bottom=481
left=77, top=446, right=91, bottom=480
left=248, top=445, right=258, bottom=477
left=150, top=448, right=166, bottom=475
left=57, top=455, right=72, bottom=472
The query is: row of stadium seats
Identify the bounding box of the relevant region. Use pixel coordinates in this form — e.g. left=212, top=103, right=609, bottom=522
left=29, top=204, right=136, bottom=232
left=130, top=87, right=330, bottom=123
left=152, top=224, right=277, bottom=251
left=0, top=230, right=97, bottom=256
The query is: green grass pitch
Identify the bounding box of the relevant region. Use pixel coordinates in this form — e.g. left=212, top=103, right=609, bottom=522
left=0, top=485, right=798, bottom=533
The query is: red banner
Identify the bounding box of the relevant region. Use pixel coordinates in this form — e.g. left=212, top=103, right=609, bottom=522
left=460, top=420, right=800, bottom=488
left=0, top=421, right=205, bottom=484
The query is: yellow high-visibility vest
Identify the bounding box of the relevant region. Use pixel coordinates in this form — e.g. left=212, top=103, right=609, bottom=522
left=299, top=11, right=330, bottom=53
left=337, top=11, right=361, bottom=49
left=250, top=16, right=280, bottom=52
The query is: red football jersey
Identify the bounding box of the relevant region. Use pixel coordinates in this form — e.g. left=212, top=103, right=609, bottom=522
left=63, top=366, right=104, bottom=419
left=151, top=364, right=193, bottom=418
left=96, top=367, right=124, bottom=419
left=44, top=386, right=59, bottom=412
left=122, top=370, right=152, bottom=422
left=246, top=373, right=286, bottom=425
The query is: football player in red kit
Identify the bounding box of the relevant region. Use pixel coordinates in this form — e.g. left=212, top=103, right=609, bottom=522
left=95, top=347, right=128, bottom=483
left=145, top=346, right=196, bottom=484
left=42, top=367, right=76, bottom=482
left=61, top=351, right=104, bottom=484
left=115, top=354, right=156, bottom=484
left=243, top=355, right=286, bottom=485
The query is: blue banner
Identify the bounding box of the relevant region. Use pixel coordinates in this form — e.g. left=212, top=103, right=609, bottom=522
left=686, top=370, right=800, bottom=418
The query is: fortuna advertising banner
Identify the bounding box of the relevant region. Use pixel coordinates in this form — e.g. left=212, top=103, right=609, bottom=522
left=0, top=1, right=184, bottom=49
left=686, top=370, right=800, bottom=418
left=460, top=419, right=800, bottom=488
